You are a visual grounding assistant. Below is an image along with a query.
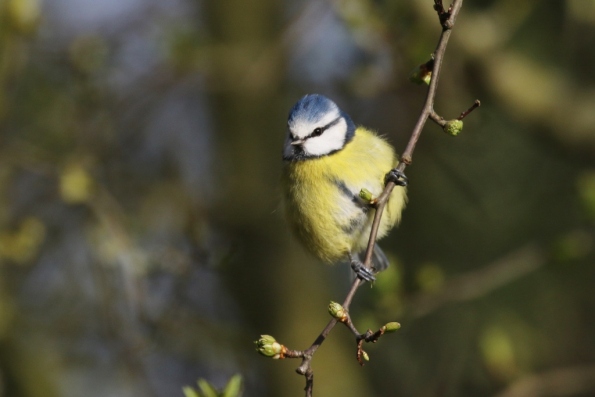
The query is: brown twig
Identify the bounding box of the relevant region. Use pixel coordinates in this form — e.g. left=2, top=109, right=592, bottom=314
left=299, top=1, right=465, bottom=394
left=356, top=339, right=367, bottom=366
left=458, top=99, right=481, bottom=120
left=265, top=2, right=474, bottom=395
left=300, top=1, right=466, bottom=394
left=397, top=0, right=463, bottom=168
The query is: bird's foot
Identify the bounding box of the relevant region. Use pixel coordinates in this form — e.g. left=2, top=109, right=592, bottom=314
left=350, top=260, right=376, bottom=283
left=385, top=168, right=408, bottom=187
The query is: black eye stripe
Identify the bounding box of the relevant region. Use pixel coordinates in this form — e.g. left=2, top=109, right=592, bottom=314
left=305, top=117, right=341, bottom=140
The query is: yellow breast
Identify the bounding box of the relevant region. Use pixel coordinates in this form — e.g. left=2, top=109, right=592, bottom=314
left=282, top=127, right=407, bottom=263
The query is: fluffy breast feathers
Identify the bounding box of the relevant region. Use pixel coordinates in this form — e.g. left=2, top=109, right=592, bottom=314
left=282, top=127, right=407, bottom=263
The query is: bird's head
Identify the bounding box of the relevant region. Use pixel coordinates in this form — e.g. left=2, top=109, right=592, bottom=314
left=283, top=94, right=356, bottom=161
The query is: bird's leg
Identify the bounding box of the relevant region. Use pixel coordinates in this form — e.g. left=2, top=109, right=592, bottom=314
left=385, top=169, right=408, bottom=187
left=349, top=254, right=376, bottom=283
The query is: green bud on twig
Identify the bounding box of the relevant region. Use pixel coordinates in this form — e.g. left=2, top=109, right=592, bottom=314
left=255, top=335, right=285, bottom=359
left=359, top=188, right=374, bottom=203
left=383, top=322, right=401, bottom=332
left=328, top=301, right=348, bottom=322
left=409, top=64, right=433, bottom=86
left=361, top=350, right=370, bottom=362
left=443, top=119, right=463, bottom=136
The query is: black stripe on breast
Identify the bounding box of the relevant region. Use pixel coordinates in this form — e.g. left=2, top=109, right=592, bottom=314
left=341, top=216, right=365, bottom=234
left=331, top=178, right=370, bottom=214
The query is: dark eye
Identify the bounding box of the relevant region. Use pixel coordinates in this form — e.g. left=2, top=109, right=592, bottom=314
left=312, top=127, right=323, bottom=137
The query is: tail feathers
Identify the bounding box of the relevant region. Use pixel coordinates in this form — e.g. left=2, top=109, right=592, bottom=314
left=371, top=244, right=390, bottom=273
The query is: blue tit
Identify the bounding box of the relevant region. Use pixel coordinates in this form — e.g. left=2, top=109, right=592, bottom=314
left=282, top=94, right=407, bottom=281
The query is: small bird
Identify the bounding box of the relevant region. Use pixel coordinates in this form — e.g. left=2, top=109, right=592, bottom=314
left=282, top=94, right=407, bottom=281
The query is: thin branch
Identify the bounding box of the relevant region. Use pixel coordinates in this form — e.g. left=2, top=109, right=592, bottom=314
left=263, top=2, right=472, bottom=395
left=458, top=99, right=481, bottom=120
left=299, top=1, right=465, bottom=394
left=429, top=110, right=447, bottom=127
left=300, top=0, right=465, bottom=392
left=399, top=0, right=462, bottom=168
left=305, top=370, right=314, bottom=397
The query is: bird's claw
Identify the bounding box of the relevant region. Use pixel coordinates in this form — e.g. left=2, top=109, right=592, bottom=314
left=351, top=260, right=376, bottom=283
left=385, top=169, right=408, bottom=187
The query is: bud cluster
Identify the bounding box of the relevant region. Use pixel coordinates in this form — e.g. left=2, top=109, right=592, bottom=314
left=255, top=335, right=286, bottom=359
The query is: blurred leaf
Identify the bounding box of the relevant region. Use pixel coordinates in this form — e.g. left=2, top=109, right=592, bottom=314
left=221, top=374, right=243, bottom=397
left=183, top=375, right=243, bottom=397
left=197, top=379, right=219, bottom=397
left=183, top=386, right=201, bottom=397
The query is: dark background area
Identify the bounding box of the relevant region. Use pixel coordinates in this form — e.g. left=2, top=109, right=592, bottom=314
left=1, top=0, right=595, bottom=396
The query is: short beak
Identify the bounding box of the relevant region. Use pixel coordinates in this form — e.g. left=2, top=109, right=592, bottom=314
left=291, top=139, right=305, bottom=146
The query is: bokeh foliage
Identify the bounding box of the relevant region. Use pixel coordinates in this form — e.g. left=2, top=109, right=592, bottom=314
left=0, top=0, right=594, bottom=396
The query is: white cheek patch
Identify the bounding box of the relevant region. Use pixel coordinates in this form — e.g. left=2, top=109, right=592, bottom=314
left=290, top=108, right=341, bottom=139
left=302, top=118, right=347, bottom=156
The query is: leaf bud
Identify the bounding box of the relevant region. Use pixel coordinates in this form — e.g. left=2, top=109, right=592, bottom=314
left=359, top=188, right=374, bottom=203
left=328, top=301, right=348, bottom=322
left=409, top=64, right=432, bottom=85
left=255, top=335, right=284, bottom=359
left=361, top=350, right=370, bottom=361
left=443, top=119, right=463, bottom=136
left=383, top=322, right=401, bottom=332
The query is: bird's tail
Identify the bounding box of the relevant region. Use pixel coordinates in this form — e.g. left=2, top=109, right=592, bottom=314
left=371, top=244, right=390, bottom=273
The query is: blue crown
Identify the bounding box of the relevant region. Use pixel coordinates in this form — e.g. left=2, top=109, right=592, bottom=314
left=288, top=94, right=338, bottom=126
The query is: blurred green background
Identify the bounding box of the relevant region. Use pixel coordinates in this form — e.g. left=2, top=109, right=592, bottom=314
left=1, top=0, right=595, bottom=396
